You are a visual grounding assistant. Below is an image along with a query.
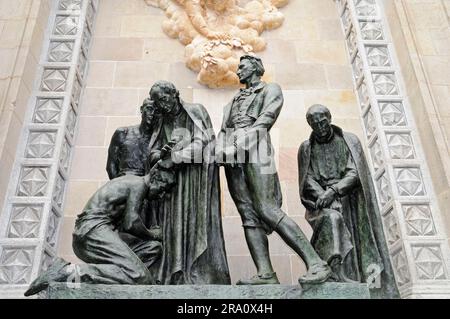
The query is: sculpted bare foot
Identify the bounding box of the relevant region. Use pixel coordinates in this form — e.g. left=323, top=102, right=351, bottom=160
left=24, top=257, right=70, bottom=297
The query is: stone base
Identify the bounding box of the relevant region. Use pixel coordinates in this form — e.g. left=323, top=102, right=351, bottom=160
left=46, top=282, right=371, bottom=299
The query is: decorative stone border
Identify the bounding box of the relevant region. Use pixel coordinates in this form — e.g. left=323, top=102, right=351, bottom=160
left=0, top=0, right=449, bottom=299
left=0, top=0, right=98, bottom=297
left=334, top=0, right=450, bottom=298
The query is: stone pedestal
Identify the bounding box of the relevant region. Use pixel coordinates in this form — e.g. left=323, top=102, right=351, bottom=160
left=46, top=282, right=371, bottom=299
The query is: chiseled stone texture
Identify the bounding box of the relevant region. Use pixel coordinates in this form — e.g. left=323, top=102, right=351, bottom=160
left=0, top=0, right=51, bottom=214
left=60, top=0, right=364, bottom=283
left=384, top=0, right=450, bottom=240
left=46, top=282, right=371, bottom=299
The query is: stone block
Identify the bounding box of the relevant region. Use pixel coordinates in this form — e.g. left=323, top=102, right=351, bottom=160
left=0, top=48, right=18, bottom=78
left=273, top=119, right=309, bottom=148
left=283, top=0, right=339, bottom=20
left=325, top=65, right=354, bottom=90
left=279, top=90, right=306, bottom=121
left=278, top=147, right=299, bottom=182
left=282, top=180, right=304, bottom=217
left=0, top=19, right=27, bottom=49
left=222, top=216, right=248, bottom=255
left=423, top=56, right=450, bottom=85
left=3, top=112, right=23, bottom=158
left=97, top=0, right=151, bottom=16
left=13, top=79, right=31, bottom=123
left=257, top=39, right=298, bottom=64
left=318, top=18, right=345, bottom=41
left=70, top=147, right=109, bottom=180
left=274, top=63, right=327, bottom=90
left=266, top=18, right=319, bottom=41
left=91, top=38, right=144, bottom=61
left=80, top=88, right=139, bottom=116
left=294, top=41, right=348, bottom=66
left=19, top=52, right=38, bottom=93
left=407, top=1, right=447, bottom=29
left=120, top=15, right=166, bottom=38
left=86, top=62, right=116, bottom=88
left=46, top=282, right=371, bottom=299
left=64, top=181, right=101, bottom=217
left=75, top=116, right=107, bottom=146
left=143, top=38, right=185, bottom=63
left=92, top=14, right=121, bottom=37
left=0, top=0, right=30, bottom=20
left=114, top=61, right=170, bottom=88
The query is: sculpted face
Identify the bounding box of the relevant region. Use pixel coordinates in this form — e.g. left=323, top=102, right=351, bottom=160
left=309, top=112, right=332, bottom=139
left=141, top=100, right=155, bottom=126
left=152, top=87, right=178, bottom=115
left=237, top=59, right=256, bottom=84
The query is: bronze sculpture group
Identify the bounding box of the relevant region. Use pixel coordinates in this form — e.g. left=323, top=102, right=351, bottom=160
left=25, top=56, right=400, bottom=299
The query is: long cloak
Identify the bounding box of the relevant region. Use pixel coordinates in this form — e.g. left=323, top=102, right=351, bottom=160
left=298, top=125, right=400, bottom=299
left=152, top=101, right=231, bottom=285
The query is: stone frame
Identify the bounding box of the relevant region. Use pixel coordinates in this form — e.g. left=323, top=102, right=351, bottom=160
left=0, top=0, right=449, bottom=299
left=335, top=0, right=450, bottom=298
left=0, top=0, right=98, bottom=298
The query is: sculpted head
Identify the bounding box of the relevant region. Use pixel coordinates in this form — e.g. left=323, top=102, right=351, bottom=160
left=237, top=55, right=265, bottom=84
left=149, top=81, right=180, bottom=115
left=140, top=97, right=156, bottom=126
left=306, top=104, right=333, bottom=140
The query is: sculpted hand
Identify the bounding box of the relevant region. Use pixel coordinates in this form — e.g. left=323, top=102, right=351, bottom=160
left=315, top=188, right=337, bottom=210
left=223, top=146, right=237, bottom=166
left=148, top=226, right=162, bottom=241
left=160, top=140, right=177, bottom=159
left=232, top=129, right=248, bottom=150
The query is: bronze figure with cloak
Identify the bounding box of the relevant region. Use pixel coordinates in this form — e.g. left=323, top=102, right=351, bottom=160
left=298, top=104, right=400, bottom=299
left=148, top=80, right=231, bottom=285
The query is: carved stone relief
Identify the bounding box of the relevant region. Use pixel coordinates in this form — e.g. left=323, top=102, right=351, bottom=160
left=145, top=0, right=289, bottom=88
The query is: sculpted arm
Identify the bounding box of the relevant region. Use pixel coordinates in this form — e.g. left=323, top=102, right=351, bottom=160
left=330, top=155, right=359, bottom=196
left=106, top=129, right=124, bottom=180
left=122, top=184, right=160, bottom=241
left=304, top=169, right=325, bottom=200
left=251, top=83, right=283, bottom=131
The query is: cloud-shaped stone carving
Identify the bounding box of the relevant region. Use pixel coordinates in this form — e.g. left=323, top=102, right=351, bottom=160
left=145, top=0, right=289, bottom=88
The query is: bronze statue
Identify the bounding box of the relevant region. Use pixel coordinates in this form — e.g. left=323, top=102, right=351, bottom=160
left=148, top=80, right=231, bottom=285
left=107, top=98, right=158, bottom=179
left=106, top=98, right=162, bottom=227
left=298, top=104, right=400, bottom=298
left=216, top=55, right=331, bottom=285
left=24, top=162, right=175, bottom=296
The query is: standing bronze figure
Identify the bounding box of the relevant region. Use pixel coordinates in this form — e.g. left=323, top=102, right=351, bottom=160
left=107, top=98, right=157, bottom=180
left=149, top=81, right=231, bottom=285
left=298, top=104, right=400, bottom=298
left=216, top=55, right=331, bottom=285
